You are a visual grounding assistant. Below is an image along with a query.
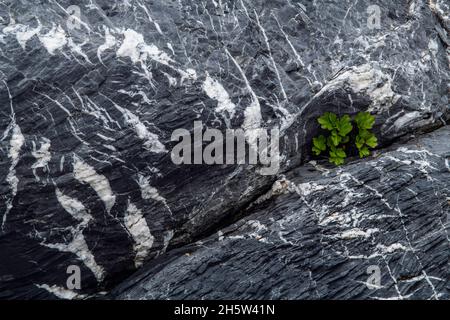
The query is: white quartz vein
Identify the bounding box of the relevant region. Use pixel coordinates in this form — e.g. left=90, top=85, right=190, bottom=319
left=254, top=10, right=288, bottom=101
left=38, top=24, right=67, bottom=55
left=137, top=1, right=163, bottom=35
left=36, top=284, right=86, bottom=300
left=315, top=64, right=400, bottom=112
left=136, top=173, right=172, bottom=214
left=272, top=13, right=304, bottom=67
left=46, top=188, right=105, bottom=282
left=31, top=137, right=51, bottom=181
left=1, top=80, right=24, bottom=232
left=117, top=28, right=173, bottom=65
left=73, top=155, right=116, bottom=213
left=2, top=121, right=24, bottom=232
left=225, top=48, right=262, bottom=142
left=2, top=21, right=41, bottom=49
left=124, top=201, right=154, bottom=268
left=97, top=27, right=117, bottom=65
left=102, top=95, right=167, bottom=153
left=202, top=74, right=236, bottom=119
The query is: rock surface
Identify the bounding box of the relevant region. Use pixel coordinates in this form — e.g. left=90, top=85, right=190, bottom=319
left=0, top=0, right=448, bottom=299
left=113, top=126, right=450, bottom=300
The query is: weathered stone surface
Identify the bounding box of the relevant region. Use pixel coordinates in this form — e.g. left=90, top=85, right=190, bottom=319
left=0, top=0, right=448, bottom=298
left=112, top=126, right=450, bottom=300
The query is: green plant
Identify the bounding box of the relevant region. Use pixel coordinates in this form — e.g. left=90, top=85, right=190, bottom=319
left=312, top=111, right=378, bottom=165
left=354, top=112, right=378, bottom=158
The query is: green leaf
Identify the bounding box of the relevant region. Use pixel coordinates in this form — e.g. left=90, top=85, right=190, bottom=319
left=355, top=112, right=375, bottom=130
left=365, top=134, right=378, bottom=148
left=329, top=156, right=345, bottom=165
left=318, top=112, right=338, bottom=131
left=312, top=135, right=327, bottom=155
left=326, top=136, right=334, bottom=148
left=356, top=130, right=377, bottom=152
left=358, top=129, right=371, bottom=140
left=337, top=115, right=353, bottom=137
left=330, top=131, right=341, bottom=146
left=355, top=135, right=364, bottom=149
left=335, top=148, right=346, bottom=158
left=313, top=111, right=377, bottom=166
left=359, top=146, right=370, bottom=158
left=329, top=148, right=336, bottom=158
left=329, top=147, right=346, bottom=165
left=341, top=135, right=350, bottom=144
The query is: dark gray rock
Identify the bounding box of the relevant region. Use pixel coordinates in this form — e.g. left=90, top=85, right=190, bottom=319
left=0, top=0, right=448, bottom=298
left=112, top=126, right=450, bottom=300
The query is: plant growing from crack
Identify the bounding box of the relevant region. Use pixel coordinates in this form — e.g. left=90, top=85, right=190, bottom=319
left=312, top=111, right=378, bottom=165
